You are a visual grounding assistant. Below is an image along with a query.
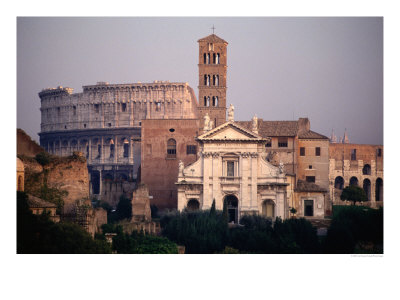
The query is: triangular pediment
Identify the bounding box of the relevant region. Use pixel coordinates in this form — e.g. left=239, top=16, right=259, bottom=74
left=198, top=122, right=265, bottom=141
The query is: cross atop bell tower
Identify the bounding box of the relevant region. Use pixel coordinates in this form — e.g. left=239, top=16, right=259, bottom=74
left=197, top=33, right=228, bottom=131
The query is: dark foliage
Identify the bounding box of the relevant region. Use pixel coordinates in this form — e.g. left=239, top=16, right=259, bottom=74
left=160, top=210, right=228, bottom=254
left=101, top=224, right=178, bottom=254
left=323, top=206, right=383, bottom=254
left=17, top=191, right=111, bottom=254
left=227, top=216, right=319, bottom=254
left=107, top=195, right=132, bottom=223
left=150, top=204, right=159, bottom=219
left=35, top=151, right=52, bottom=166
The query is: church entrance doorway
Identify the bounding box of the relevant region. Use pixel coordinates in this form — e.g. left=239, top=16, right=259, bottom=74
left=225, top=195, right=239, bottom=223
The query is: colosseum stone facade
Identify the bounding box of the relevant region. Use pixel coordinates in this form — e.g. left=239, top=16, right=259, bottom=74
left=39, top=81, right=198, bottom=199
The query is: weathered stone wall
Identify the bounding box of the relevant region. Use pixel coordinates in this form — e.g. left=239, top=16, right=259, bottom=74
left=17, top=129, right=44, bottom=156
left=20, top=155, right=90, bottom=214
left=131, top=184, right=151, bottom=222
left=141, top=119, right=200, bottom=210
left=38, top=82, right=198, bottom=133
left=329, top=143, right=384, bottom=207
left=297, top=138, right=330, bottom=191
left=101, top=180, right=137, bottom=208
left=265, top=136, right=297, bottom=174
left=46, top=157, right=90, bottom=213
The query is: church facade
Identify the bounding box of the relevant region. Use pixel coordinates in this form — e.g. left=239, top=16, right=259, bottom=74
left=176, top=114, right=288, bottom=223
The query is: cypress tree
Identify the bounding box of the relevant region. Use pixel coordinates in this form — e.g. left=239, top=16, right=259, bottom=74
left=210, top=199, right=216, bottom=216
left=223, top=198, right=228, bottom=224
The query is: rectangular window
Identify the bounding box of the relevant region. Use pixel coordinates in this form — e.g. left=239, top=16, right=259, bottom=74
left=156, top=102, right=161, bottom=111
left=278, top=137, right=288, bottom=148
left=265, top=141, right=271, bottom=148
left=227, top=161, right=234, bottom=177
left=94, top=104, right=99, bottom=113
left=351, top=149, right=357, bottom=161
left=300, top=147, right=305, bottom=156
left=377, top=148, right=382, bottom=157
left=315, top=147, right=321, bottom=156
left=122, top=103, right=127, bottom=112
left=306, top=176, right=315, bottom=183
left=186, top=145, right=197, bottom=155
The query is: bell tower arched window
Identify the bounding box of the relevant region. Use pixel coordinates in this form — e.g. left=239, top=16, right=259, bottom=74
left=167, top=139, right=177, bottom=159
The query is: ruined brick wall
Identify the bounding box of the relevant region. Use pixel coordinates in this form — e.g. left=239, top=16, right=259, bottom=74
left=131, top=184, right=151, bottom=222
left=141, top=119, right=200, bottom=210
left=46, top=157, right=90, bottom=213
left=329, top=143, right=383, bottom=171
left=20, top=155, right=89, bottom=214
left=17, top=129, right=44, bottom=156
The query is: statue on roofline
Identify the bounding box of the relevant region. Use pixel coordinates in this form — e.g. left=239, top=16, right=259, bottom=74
left=228, top=104, right=234, bottom=122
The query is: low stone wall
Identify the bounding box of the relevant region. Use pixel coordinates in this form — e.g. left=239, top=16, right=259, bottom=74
left=120, top=221, right=161, bottom=236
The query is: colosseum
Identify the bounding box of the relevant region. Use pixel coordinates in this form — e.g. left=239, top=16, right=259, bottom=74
left=38, top=81, right=198, bottom=199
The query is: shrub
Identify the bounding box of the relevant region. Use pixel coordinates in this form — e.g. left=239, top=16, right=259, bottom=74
left=161, top=210, right=228, bottom=254
left=17, top=191, right=111, bottom=254
left=35, top=151, right=52, bottom=166
left=323, top=206, right=383, bottom=254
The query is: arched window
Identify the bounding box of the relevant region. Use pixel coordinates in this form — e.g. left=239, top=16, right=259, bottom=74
left=97, top=144, right=101, bottom=158
left=18, top=175, right=23, bottom=191
left=204, top=96, right=207, bottom=107
left=207, top=53, right=210, bottom=64
left=207, top=97, right=210, bottom=107
left=363, top=179, right=371, bottom=201
left=203, top=53, right=206, bottom=64
left=207, top=75, right=210, bottom=86
left=213, top=75, right=216, bottom=86
left=376, top=178, right=383, bottom=202
left=215, top=96, right=218, bottom=107
left=187, top=199, right=200, bottom=212
left=212, top=96, right=216, bottom=106
left=217, top=53, right=220, bottom=64
left=350, top=176, right=358, bottom=186
left=362, top=164, right=371, bottom=175
left=334, top=176, right=344, bottom=190
left=216, top=75, right=219, bottom=86
left=225, top=195, right=238, bottom=223
left=204, top=75, right=207, bottom=85
left=167, top=139, right=176, bottom=159
left=109, top=140, right=114, bottom=158
left=123, top=140, right=129, bottom=158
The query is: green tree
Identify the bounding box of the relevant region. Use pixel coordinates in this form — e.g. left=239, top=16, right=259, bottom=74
left=222, top=198, right=228, bottom=224
left=35, top=151, right=52, bottom=166
left=210, top=199, right=216, bottom=216
left=340, top=185, right=367, bottom=205
left=17, top=191, right=111, bottom=254
left=116, top=195, right=132, bottom=221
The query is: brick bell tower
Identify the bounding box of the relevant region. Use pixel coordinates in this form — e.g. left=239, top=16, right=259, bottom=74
left=198, top=33, right=228, bottom=130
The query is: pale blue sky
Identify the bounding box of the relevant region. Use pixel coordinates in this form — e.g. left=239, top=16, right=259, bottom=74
left=17, top=17, right=383, bottom=144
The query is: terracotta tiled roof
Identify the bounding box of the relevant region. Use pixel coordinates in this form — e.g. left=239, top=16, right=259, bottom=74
left=27, top=194, right=57, bottom=208
left=294, top=180, right=327, bottom=193
left=198, top=34, right=228, bottom=44
left=236, top=120, right=299, bottom=137
left=298, top=130, right=329, bottom=140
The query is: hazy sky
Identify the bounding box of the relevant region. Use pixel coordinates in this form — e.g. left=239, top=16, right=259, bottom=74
left=17, top=17, right=383, bottom=144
